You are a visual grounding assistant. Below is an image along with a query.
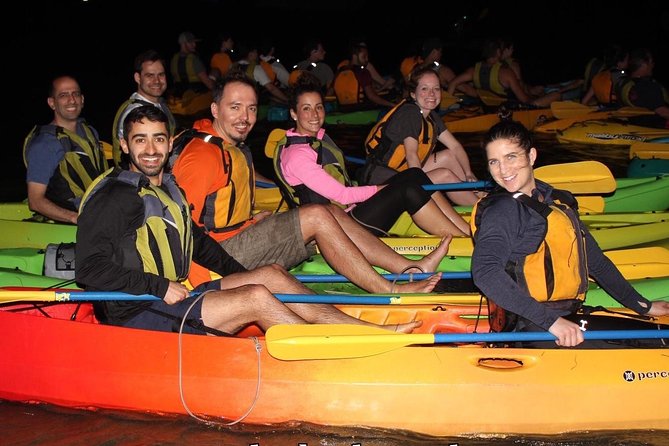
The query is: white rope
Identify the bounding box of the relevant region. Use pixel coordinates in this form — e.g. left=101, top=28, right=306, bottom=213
left=177, top=290, right=263, bottom=426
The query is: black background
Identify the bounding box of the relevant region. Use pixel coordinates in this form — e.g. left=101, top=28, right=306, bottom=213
left=4, top=0, right=669, bottom=200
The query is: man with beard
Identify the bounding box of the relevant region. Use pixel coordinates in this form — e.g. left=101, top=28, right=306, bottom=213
left=172, top=72, right=450, bottom=293
left=111, top=49, right=177, bottom=168
left=75, top=105, right=421, bottom=335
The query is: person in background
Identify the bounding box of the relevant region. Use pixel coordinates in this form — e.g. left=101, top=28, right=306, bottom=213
left=171, top=72, right=449, bottom=292
left=230, top=42, right=289, bottom=104
left=447, top=38, right=565, bottom=108
left=259, top=41, right=291, bottom=89
left=333, top=42, right=396, bottom=110
left=170, top=31, right=215, bottom=95
left=210, top=34, right=235, bottom=80
left=275, top=73, right=470, bottom=237
left=581, top=44, right=628, bottom=106
left=363, top=66, right=481, bottom=206
left=471, top=120, right=669, bottom=348
left=616, top=47, right=669, bottom=128
left=291, top=38, right=335, bottom=95
left=23, top=75, right=107, bottom=224
left=76, top=105, right=421, bottom=335
left=344, top=38, right=396, bottom=93
left=111, top=49, right=177, bottom=169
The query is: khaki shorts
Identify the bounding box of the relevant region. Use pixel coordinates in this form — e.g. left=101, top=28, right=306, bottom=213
left=219, top=208, right=315, bottom=270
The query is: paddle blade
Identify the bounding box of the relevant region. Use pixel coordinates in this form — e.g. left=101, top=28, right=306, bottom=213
left=266, top=324, right=434, bottom=360
left=550, top=101, right=596, bottom=119
left=535, top=161, right=616, bottom=194
left=264, top=128, right=287, bottom=158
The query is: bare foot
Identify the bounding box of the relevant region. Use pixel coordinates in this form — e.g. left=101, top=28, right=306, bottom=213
left=414, top=235, right=452, bottom=272
left=383, top=319, right=423, bottom=333
left=394, top=272, right=442, bottom=293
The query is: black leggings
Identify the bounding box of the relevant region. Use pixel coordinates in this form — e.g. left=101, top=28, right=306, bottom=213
left=348, top=167, right=433, bottom=236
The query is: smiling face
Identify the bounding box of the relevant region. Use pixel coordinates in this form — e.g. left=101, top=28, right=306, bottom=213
left=485, top=137, right=537, bottom=195
left=120, top=118, right=172, bottom=185
left=211, top=81, right=258, bottom=145
left=410, top=70, right=441, bottom=113
left=135, top=60, right=167, bottom=102
left=48, top=76, right=84, bottom=126
left=291, top=91, right=325, bottom=137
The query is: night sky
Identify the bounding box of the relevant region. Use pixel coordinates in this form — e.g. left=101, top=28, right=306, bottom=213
left=4, top=0, right=669, bottom=200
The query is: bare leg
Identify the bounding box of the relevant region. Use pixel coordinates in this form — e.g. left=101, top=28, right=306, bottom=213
left=423, top=151, right=480, bottom=206
left=201, top=284, right=305, bottom=333
left=217, top=265, right=421, bottom=333
left=306, top=205, right=451, bottom=293
left=410, top=194, right=470, bottom=236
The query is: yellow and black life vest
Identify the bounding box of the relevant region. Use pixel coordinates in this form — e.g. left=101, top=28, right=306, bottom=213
left=471, top=190, right=589, bottom=303
left=79, top=168, right=193, bottom=281
left=172, top=128, right=254, bottom=233
left=473, top=61, right=506, bottom=96
left=111, top=97, right=177, bottom=169
left=272, top=133, right=353, bottom=208
left=23, top=122, right=108, bottom=211
left=333, top=64, right=364, bottom=106
left=617, top=77, right=669, bottom=108
left=365, top=100, right=435, bottom=171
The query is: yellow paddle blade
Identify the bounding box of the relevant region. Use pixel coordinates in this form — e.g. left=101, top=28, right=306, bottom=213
left=440, top=92, right=461, bottom=109
left=264, top=128, right=287, bottom=159
left=534, top=161, right=616, bottom=194
left=266, top=324, right=434, bottom=360
left=629, top=142, right=669, bottom=160
left=0, top=290, right=61, bottom=303
left=575, top=196, right=605, bottom=213
left=610, top=107, right=654, bottom=117
left=550, top=101, right=596, bottom=119
left=101, top=141, right=113, bottom=162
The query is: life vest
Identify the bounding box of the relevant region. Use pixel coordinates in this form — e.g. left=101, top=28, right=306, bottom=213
left=272, top=133, right=353, bottom=208
left=591, top=69, right=626, bottom=105
left=471, top=190, right=589, bottom=303
left=210, top=51, right=233, bottom=77
left=230, top=61, right=258, bottom=82
left=23, top=122, right=108, bottom=211
left=333, top=63, right=365, bottom=106
left=473, top=61, right=506, bottom=96
left=110, top=96, right=177, bottom=168
left=617, top=77, right=669, bottom=108
left=400, top=56, right=423, bottom=81
left=259, top=60, right=277, bottom=83
left=79, top=168, right=193, bottom=282
left=365, top=100, right=435, bottom=171
left=583, top=57, right=605, bottom=91
left=170, top=53, right=202, bottom=85
left=171, top=126, right=254, bottom=233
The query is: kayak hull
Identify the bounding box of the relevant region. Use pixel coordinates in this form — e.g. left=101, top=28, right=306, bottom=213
left=1, top=303, right=668, bottom=437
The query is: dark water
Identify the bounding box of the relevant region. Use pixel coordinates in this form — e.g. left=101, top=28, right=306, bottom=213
left=3, top=399, right=668, bottom=446
left=4, top=120, right=666, bottom=445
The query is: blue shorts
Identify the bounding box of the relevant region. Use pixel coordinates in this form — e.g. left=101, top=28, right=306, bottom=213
left=122, top=279, right=222, bottom=334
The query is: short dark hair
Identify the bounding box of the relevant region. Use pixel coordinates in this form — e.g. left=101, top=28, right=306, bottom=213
left=483, top=120, right=533, bottom=154
left=213, top=71, right=258, bottom=103
left=122, top=105, right=168, bottom=141
left=133, top=49, right=165, bottom=74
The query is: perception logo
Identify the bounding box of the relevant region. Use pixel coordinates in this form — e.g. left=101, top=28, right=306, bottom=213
left=623, top=370, right=669, bottom=382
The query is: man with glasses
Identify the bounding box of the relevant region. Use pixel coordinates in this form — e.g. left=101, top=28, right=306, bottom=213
left=23, top=75, right=108, bottom=223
